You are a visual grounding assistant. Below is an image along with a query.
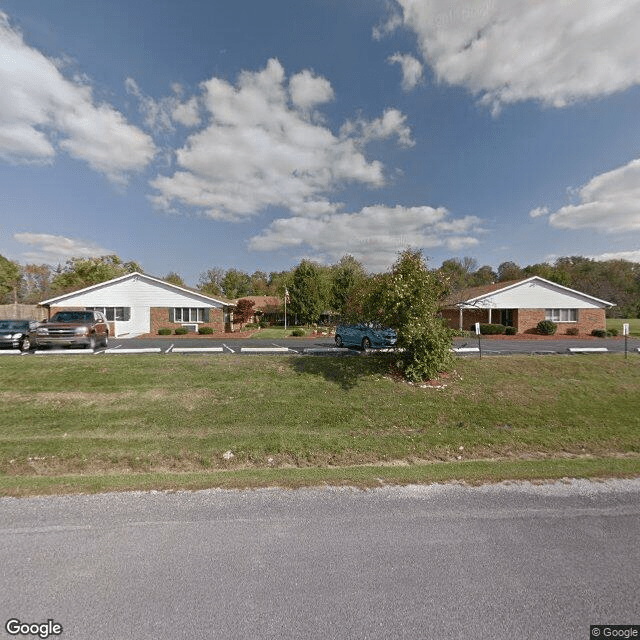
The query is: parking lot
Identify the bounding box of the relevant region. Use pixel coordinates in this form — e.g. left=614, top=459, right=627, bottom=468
left=0, top=335, right=638, bottom=356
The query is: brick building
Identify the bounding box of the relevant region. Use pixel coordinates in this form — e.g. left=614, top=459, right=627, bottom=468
left=440, top=276, right=614, bottom=335
left=39, top=272, right=235, bottom=337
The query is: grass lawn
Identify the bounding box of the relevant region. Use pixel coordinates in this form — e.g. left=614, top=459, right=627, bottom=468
left=1, top=353, right=639, bottom=496
left=607, top=317, right=640, bottom=337
left=249, top=326, right=331, bottom=339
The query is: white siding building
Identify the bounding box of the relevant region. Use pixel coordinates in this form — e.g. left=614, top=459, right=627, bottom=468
left=40, top=272, right=234, bottom=337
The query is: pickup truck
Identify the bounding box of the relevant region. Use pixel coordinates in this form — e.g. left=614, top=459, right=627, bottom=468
left=34, top=310, right=109, bottom=350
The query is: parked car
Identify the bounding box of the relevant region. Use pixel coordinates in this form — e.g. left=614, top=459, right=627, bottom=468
left=33, top=310, right=109, bottom=350
left=334, top=323, right=397, bottom=350
left=0, top=319, right=39, bottom=351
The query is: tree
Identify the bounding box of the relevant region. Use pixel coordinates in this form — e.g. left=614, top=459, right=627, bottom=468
left=438, top=257, right=476, bottom=293
left=330, top=255, right=365, bottom=315
left=471, top=265, right=497, bottom=286
left=497, top=261, right=523, bottom=282
left=0, top=254, right=21, bottom=303
left=288, top=260, right=328, bottom=324
left=19, top=263, right=53, bottom=303
left=198, top=268, right=225, bottom=297
left=249, top=271, right=269, bottom=295
left=164, top=272, right=185, bottom=287
left=346, top=249, right=454, bottom=382
left=51, top=255, right=141, bottom=294
left=221, top=269, right=250, bottom=299
left=234, top=298, right=255, bottom=326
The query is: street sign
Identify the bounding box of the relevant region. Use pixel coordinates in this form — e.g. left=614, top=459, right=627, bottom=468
left=623, top=323, right=629, bottom=336
left=475, top=322, right=480, bottom=335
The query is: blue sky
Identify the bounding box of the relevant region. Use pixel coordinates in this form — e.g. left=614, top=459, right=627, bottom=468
left=1, top=0, right=640, bottom=286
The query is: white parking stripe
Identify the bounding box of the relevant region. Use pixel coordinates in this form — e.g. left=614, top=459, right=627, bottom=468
left=241, top=347, right=292, bottom=353
left=33, top=349, right=96, bottom=355
left=171, top=347, right=224, bottom=353
left=0, top=350, right=21, bottom=355
left=104, top=348, right=163, bottom=354
left=223, top=344, right=235, bottom=353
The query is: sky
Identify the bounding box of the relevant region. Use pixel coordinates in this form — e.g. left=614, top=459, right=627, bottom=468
left=1, top=0, right=640, bottom=287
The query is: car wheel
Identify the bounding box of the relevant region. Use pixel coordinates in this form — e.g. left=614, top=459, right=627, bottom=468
left=20, top=336, right=31, bottom=352
left=361, top=337, right=371, bottom=351
left=335, top=335, right=343, bottom=347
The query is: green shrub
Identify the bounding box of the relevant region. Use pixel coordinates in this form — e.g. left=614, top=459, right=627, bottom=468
left=591, top=329, right=607, bottom=338
left=244, top=322, right=259, bottom=329
left=157, top=328, right=172, bottom=336
left=566, top=326, right=579, bottom=336
left=291, top=328, right=306, bottom=336
left=607, top=328, right=618, bottom=337
left=174, top=327, right=188, bottom=335
left=537, top=320, right=557, bottom=335
left=259, top=320, right=270, bottom=328
left=505, top=326, right=517, bottom=335
left=198, top=326, right=214, bottom=335
left=479, top=323, right=506, bottom=335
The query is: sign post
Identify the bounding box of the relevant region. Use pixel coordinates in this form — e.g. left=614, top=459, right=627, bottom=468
left=475, top=322, right=482, bottom=359
left=623, top=323, right=629, bottom=359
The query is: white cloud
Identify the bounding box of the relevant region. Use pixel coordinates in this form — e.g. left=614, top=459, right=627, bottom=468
left=0, top=12, right=156, bottom=181
left=13, top=233, right=113, bottom=264
left=529, top=206, right=549, bottom=218
left=388, top=53, right=424, bottom=91
left=396, top=0, right=640, bottom=111
left=125, top=78, right=201, bottom=130
left=588, top=249, right=640, bottom=263
left=289, top=70, right=334, bottom=111
left=373, top=5, right=404, bottom=41
left=150, top=59, right=411, bottom=220
left=548, top=159, right=640, bottom=232
left=249, top=204, right=482, bottom=271
left=341, top=108, right=414, bottom=148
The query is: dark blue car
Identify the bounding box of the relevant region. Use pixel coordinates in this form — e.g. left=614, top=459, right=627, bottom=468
left=334, top=323, right=397, bottom=350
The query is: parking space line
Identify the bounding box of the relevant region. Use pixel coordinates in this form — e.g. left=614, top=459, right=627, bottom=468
left=0, top=350, right=22, bottom=355
left=33, top=349, right=96, bottom=355
left=241, top=347, right=292, bottom=353
left=172, top=347, right=224, bottom=353
left=104, top=348, right=163, bottom=354
left=223, top=344, right=235, bottom=353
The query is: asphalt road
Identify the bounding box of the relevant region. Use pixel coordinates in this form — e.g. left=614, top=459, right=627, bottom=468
left=2, top=480, right=639, bottom=639
left=7, top=334, right=638, bottom=356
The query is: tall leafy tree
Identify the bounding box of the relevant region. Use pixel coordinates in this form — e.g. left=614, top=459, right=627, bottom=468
left=330, top=255, right=366, bottom=315
left=497, top=261, right=523, bottom=282
left=221, top=269, right=250, bottom=299
left=347, top=249, right=454, bottom=382
left=0, top=254, right=21, bottom=303
left=51, top=255, right=141, bottom=294
left=288, top=260, right=328, bottom=324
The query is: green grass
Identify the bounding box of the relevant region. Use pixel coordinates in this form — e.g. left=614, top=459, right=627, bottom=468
left=607, top=317, right=640, bottom=337
left=249, top=327, right=301, bottom=339
left=1, top=353, right=639, bottom=495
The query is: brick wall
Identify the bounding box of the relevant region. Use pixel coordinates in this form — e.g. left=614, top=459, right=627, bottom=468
left=150, top=307, right=227, bottom=334
left=443, top=307, right=607, bottom=334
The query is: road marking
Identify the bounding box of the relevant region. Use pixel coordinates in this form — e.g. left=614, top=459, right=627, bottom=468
left=167, top=343, right=174, bottom=353
left=241, top=347, right=292, bottom=353
left=172, top=347, right=224, bottom=353
left=104, top=348, right=163, bottom=354
left=33, top=349, right=95, bottom=355
left=223, top=344, right=235, bottom=353
left=567, top=347, right=609, bottom=353
left=452, top=347, right=480, bottom=353
left=0, top=350, right=21, bottom=355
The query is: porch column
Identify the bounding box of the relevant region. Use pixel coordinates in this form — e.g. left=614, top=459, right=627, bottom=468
left=488, top=308, right=492, bottom=324
left=459, top=307, right=463, bottom=330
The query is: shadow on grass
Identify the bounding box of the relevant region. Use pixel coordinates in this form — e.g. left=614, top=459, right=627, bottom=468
left=291, top=351, right=394, bottom=390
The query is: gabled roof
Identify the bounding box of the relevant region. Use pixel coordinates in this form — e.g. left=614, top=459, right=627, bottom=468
left=441, top=276, right=615, bottom=308
left=40, top=272, right=235, bottom=307
left=234, top=295, right=282, bottom=310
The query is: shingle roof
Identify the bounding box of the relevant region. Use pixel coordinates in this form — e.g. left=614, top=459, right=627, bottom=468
left=440, top=279, right=524, bottom=307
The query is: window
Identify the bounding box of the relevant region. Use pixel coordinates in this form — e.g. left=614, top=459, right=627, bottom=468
left=87, top=307, right=131, bottom=321
left=174, top=308, right=205, bottom=323
left=545, top=309, right=577, bottom=322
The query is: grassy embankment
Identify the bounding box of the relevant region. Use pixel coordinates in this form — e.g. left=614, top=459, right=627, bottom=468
left=1, top=353, right=639, bottom=496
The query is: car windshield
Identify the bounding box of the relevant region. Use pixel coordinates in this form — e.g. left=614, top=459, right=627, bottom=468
left=0, top=320, right=28, bottom=331
left=51, top=311, right=94, bottom=323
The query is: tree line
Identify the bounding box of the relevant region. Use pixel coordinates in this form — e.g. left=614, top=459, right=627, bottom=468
left=1, top=252, right=639, bottom=318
